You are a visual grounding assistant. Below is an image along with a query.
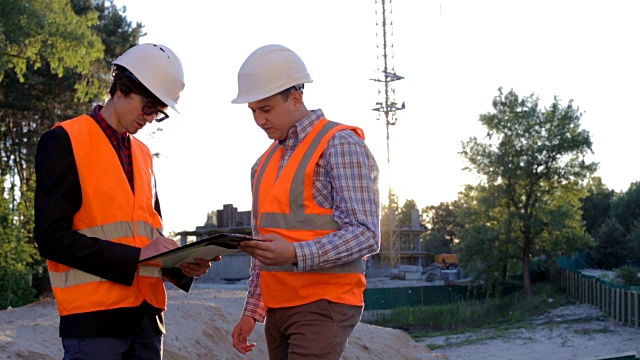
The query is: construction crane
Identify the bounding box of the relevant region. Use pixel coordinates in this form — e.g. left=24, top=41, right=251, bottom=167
left=371, top=0, right=405, bottom=269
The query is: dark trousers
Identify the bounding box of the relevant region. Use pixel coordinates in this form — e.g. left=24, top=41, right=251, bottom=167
left=265, top=299, right=363, bottom=360
left=61, top=309, right=162, bottom=360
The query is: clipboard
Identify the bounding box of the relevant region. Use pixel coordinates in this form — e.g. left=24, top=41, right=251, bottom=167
left=138, top=233, right=260, bottom=268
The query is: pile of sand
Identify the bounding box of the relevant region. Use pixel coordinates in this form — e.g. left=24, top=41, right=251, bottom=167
left=0, top=284, right=443, bottom=360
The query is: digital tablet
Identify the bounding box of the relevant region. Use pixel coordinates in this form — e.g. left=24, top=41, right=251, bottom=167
left=138, top=233, right=260, bottom=268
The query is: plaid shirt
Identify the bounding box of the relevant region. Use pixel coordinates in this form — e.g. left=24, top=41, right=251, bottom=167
left=90, top=105, right=134, bottom=192
left=243, top=109, right=381, bottom=322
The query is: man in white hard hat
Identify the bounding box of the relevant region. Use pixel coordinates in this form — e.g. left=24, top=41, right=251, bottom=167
left=34, top=43, right=216, bottom=359
left=231, top=44, right=381, bottom=360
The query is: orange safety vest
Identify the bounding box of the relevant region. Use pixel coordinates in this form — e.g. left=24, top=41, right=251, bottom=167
left=46, top=115, right=166, bottom=316
left=254, top=118, right=367, bottom=309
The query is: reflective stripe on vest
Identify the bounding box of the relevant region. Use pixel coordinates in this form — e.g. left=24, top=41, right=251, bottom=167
left=49, top=265, right=162, bottom=288
left=74, top=220, right=159, bottom=240
left=260, top=261, right=365, bottom=273
left=48, top=220, right=163, bottom=289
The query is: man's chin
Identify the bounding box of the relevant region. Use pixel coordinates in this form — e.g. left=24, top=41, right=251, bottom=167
left=265, top=132, right=283, bottom=141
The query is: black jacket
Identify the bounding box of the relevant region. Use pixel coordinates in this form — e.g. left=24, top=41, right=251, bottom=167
left=34, top=126, right=192, bottom=337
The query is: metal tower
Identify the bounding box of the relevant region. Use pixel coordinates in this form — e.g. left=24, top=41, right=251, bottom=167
left=372, top=0, right=405, bottom=269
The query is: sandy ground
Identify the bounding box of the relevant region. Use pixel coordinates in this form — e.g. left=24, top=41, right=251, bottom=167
left=0, top=280, right=638, bottom=360
left=424, top=303, right=640, bottom=360
left=0, top=282, right=441, bottom=360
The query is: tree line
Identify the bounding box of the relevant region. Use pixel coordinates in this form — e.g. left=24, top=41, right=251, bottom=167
left=383, top=89, right=639, bottom=297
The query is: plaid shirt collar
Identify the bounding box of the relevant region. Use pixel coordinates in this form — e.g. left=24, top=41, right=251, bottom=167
left=90, top=105, right=130, bottom=146
left=280, top=109, right=325, bottom=147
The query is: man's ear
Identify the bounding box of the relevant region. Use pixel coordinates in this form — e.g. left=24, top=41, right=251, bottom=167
left=291, top=90, right=303, bottom=110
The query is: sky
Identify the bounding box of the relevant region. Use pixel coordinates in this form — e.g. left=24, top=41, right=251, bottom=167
left=114, top=0, right=640, bottom=234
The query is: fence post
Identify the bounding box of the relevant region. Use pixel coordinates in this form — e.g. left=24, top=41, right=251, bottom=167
left=616, top=288, right=619, bottom=323
left=580, top=277, right=583, bottom=303
left=635, top=292, right=639, bottom=327
left=568, top=272, right=572, bottom=296
left=622, top=288, right=626, bottom=325
left=627, top=289, right=631, bottom=327
left=605, top=286, right=609, bottom=319
left=608, top=286, right=612, bottom=320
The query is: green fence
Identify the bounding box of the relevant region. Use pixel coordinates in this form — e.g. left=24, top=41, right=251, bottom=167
left=363, top=285, right=471, bottom=311
left=554, top=268, right=640, bottom=328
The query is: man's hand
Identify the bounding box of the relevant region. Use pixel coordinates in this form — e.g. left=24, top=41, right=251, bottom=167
left=232, top=315, right=257, bottom=354
left=177, top=257, right=220, bottom=278
left=139, top=235, right=180, bottom=261
left=238, top=233, right=297, bottom=266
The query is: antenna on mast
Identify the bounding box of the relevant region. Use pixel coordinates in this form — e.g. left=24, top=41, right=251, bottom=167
left=371, top=0, right=405, bottom=269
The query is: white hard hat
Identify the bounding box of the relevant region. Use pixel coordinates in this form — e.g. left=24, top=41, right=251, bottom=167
left=113, top=43, right=185, bottom=113
left=231, top=44, right=313, bottom=104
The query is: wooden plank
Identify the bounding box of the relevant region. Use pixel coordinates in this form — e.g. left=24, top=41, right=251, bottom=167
left=635, top=291, right=638, bottom=328
left=610, top=287, right=614, bottom=320
left=627, top=289, right=631, bottom=327
left=615, top=288, right=620, bottom=322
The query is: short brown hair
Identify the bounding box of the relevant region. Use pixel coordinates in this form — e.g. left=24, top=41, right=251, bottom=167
left=108, top=65, right=166, bottom=106
left=278, top=84, right=304, bottom=102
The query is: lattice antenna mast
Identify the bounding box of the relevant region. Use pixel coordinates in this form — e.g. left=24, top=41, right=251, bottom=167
left=372, top=0, right=405, bottom=268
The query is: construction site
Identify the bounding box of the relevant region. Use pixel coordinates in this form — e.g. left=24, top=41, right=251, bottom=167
left=176, top=202, right=461, bottom=285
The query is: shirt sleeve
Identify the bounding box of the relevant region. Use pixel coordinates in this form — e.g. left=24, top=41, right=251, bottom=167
left=292, top=129, right=381, bottom=271
left=242, top=256, right=267, bottom=322
left=240, top=158, right=266, bottom=322
left=34, top=127, right=140, bottom=286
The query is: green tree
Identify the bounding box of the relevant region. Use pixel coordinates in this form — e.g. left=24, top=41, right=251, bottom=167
left=610, top=182, right=640, bottom=234
left=421, top=201, right=460, bottom=256
left=460, top=88, right=597, bottom=297
left=456, top=184, right=515, bottom=297
left=0, top=0, right=142, bottom=305
left=626, top=219, right=640, bottom=265
left=423, top=233, right=453, bottom=255
left=0, top=0, right=103, bottom=84
left=423, top=201, right=460, bottom=248
left=397, top=199, right=420, bottom=229
left=0, top=188, right=37, bottom=308
left=590, top=217, right=628, bottom=269
left=581, top=177, right=614, bottom=236
left=535, top=182, right=594, bottom=263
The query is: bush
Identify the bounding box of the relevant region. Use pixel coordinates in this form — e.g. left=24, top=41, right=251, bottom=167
left=365, top=282, right=571, bottom=334
left=616, top=266, right=640, bottom=286
left=0, top=266, right=37, bottom=309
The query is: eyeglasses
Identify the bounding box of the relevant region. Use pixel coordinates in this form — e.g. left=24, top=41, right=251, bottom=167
left=140, top=95, right=170, bottom=122
left=118, top=68, right=170, bottom=122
